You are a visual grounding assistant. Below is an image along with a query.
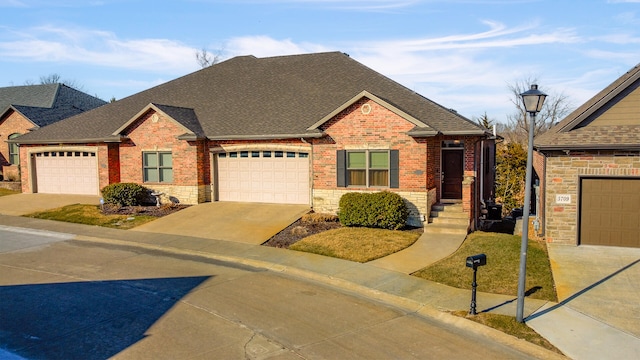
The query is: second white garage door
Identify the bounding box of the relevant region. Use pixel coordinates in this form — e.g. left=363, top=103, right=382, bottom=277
left=217, top=150, right=309, bottom=204
left=33, top=151, right=98, bottom=195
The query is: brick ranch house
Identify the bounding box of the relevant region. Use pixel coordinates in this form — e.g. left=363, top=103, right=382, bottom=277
left=0, top=83, right=106, bottom=182
left=534, top=62, right=640, bottom=247
left=11, top=52, right=496, bottom=227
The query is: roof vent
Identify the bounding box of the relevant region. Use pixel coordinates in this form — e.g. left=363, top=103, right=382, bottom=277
left=449, top=108, right=457, bottom=113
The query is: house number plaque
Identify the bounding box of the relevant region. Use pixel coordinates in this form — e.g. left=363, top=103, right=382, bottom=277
left=555, top=194, right=571, bottom=204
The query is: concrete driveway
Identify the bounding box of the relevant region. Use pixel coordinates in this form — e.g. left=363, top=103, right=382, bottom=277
left=539, top=244, right=640, bottom=337
left=131, top=201, right=310, bottom=244
left=0, top=193, right=101, bottom=216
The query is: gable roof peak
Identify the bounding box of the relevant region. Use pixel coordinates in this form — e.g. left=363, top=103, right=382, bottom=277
left=535, top=62, right=640, bottom=150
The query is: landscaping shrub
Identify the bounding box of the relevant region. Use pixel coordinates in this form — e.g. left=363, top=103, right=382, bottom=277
left=338, top=191, right=408, bottom=230
left=101, top=183, right=149, bottom=206
left=302, top=212, right=339, bottom=223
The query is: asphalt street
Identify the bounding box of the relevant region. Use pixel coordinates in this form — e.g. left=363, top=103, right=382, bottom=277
left=0, top=226, right=544, bottom=360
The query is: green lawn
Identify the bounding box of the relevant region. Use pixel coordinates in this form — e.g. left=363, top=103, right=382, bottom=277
left=413, top=231, right=557, bottom=302
left=290, top=227, right=420, bottom=263
left=24, top=204, right=157, bottom=229
left=451, top=311, right=562, bottom=354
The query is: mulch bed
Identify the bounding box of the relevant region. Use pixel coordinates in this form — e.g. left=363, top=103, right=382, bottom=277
left=263, top=218, right=342, bottom=248
left=100, top=204, right=191, bottom=217
left=263, top=218, right=424, bottom=249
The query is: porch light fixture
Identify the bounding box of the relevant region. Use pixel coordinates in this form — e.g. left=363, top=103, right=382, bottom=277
left=516, top=84, right=547, bottom=323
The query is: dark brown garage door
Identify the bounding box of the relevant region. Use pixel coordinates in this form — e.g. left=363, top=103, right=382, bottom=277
left=580, top=178, right=640, bottom=247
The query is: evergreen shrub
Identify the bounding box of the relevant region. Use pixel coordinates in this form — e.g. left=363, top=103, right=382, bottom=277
left=338, top=191, right=408, bottom=230
left=101, top=183, right=149, bottom=206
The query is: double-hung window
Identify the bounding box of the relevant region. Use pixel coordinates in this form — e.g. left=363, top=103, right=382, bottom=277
left=342, top=150, right=395, bottom=187
left=8, top=133, right=20, bottom=165
left=143, top=151, right=173, bottom=183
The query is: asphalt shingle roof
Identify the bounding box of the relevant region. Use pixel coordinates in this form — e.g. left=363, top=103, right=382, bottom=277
left=15, top=52, right=487, bottom=144
left=535, top=62, right=640, bottom=150
left=0, top=83, right=107, bottom=127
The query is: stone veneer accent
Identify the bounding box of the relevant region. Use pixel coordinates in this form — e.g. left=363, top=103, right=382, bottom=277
left=544, top=152, right=640, bottom=245
left=145, top=184, right=211, bottom=205
left=312, top=188, right=437, bottom=227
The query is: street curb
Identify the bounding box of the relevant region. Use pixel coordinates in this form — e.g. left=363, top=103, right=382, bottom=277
left=72, top=235, right=567, bottom=360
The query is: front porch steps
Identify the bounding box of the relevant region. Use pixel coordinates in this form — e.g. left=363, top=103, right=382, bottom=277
left=427, top=203, right=469, bottom=235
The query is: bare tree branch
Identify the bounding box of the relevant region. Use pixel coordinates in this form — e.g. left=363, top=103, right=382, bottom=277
left=504, top=76, right=574, bottom=144
left=196, top=48, right=221, bottom=68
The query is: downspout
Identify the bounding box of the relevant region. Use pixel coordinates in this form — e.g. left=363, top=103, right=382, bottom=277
left=480, top=140, right=485, bottom=208
left=472, top=137, right=484, bottom=230
left=301, top=138, right=313, bottom=209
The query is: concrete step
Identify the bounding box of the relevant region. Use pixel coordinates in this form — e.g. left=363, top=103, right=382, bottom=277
left=431, top=203, right=463, bottom=212
left=429, top=216, right=470, bottom=226
left=424, top=222, right=469, bottom=235
left=430, top=210, right=469, bottom=219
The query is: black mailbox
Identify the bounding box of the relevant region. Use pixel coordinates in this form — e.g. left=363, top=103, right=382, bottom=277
left=466, top=254, right=487, bottom=269
left=466, top=253, right=487, bottom=315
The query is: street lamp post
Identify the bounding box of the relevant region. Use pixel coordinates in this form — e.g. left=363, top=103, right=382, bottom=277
left=516, top=84, right=547, bottom=323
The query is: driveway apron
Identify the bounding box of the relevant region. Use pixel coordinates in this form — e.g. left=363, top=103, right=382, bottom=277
left=544, top=244, right=640, bottom=337
left=131, top=202, right=309, bottom=244
left=0, top=193, right=101, bottom=216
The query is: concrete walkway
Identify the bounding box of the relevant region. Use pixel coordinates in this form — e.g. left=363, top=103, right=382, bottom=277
left=368, top=229, right=466, bottom=274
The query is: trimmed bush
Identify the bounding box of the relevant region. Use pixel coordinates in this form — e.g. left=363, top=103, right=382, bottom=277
left=101, top=183, right=149, bottom=206
left=338, top=191, right=408, bottom=230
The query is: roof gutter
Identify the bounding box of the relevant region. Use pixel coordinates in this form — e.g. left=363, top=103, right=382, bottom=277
left=440, top=129, right=490, bottom=136
left=8, top=136, right=126, bottom=145
left=536, top=144, right=640, bottom=152
left=176, top=134, right=206, bottom=141
left=407, top=129, right=491, bottom=138
left=406, top=129, right=438, bottom=137
left=207, top=132, right=325, bottom=141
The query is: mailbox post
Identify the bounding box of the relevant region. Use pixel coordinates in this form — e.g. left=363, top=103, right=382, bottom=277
left=466, top=254, right=487, bottom=315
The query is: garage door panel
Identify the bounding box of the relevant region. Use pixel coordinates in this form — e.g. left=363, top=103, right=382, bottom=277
left=34, top=152, right=98, bottom=195
left=580, top=178, right=640, bottom=247
left=217, top=151, right=309, bottom=204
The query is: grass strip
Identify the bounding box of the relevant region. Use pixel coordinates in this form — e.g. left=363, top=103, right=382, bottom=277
left=290, top=227, right=420, bottom=262
left=413, top=231, right=557, bottom=302
left=24, top=204, right=156, bottom=229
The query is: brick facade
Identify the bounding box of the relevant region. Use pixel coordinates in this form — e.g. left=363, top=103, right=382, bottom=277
left=14, top=99, right=488, bottom=224
left=308, top=98, right=485, bottom=226
left=0, top=110, right=34, bottom=181
left=118, top=110, right=205, bottom=204
left=542, top=151, right=640, bottom=245
left=310, top=98, right=432, bottom=224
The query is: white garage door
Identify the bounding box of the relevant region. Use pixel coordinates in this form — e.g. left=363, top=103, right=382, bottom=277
left=217, top=150, right=309, bottom=204
left=34, top=151, right=98, bottom=195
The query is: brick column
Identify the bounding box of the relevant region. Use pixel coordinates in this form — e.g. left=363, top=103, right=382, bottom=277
left=462, top=175, right=475, bottom=215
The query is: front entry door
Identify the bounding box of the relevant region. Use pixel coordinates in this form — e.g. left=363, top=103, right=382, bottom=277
left=442, top=150, right=463, bottom=199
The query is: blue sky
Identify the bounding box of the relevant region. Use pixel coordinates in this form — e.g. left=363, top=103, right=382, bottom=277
left=1, top=0, right=639, bottom=123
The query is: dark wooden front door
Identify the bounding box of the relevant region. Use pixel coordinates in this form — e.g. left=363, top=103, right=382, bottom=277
left=442, top=150, right=463, bottom=199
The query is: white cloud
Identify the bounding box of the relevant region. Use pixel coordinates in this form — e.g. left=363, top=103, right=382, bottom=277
left=0, top=0, right=27, bottom=7
left=224, top=35, right=332, bottom=57
left=594, top=33, right=640, bottom=44
left=0, top=25, right=200, bottom=74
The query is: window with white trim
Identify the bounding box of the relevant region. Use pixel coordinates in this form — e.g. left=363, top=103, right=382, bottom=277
left=8, top=133, right=20, bottom=165
left=143, top=152, right=173, bottom=183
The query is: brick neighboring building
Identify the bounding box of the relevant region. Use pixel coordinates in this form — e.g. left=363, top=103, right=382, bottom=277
left=535, top=62, right=640, bottom=247
left=12, top=52, right=496, bottom=228
left=0, top=84, right=107, bottom=181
